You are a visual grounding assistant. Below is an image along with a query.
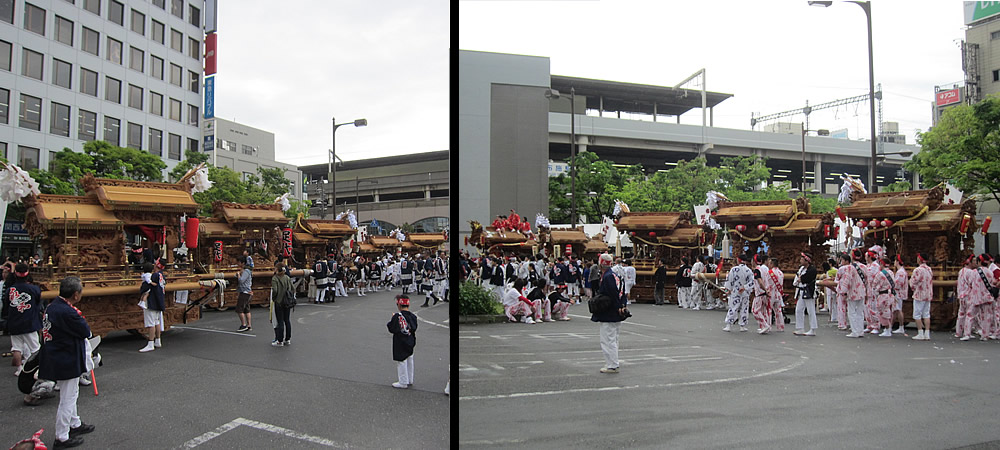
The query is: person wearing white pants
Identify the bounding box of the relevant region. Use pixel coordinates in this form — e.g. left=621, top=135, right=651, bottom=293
left=793, top=253, right=819, bottom=336
left=592, top=253, right=627, bottom=373
left=676, top=257, right=693, bottom=308
left=388, top=295, right=417, bottom=389
left=836, top=253, right=868, bottom=337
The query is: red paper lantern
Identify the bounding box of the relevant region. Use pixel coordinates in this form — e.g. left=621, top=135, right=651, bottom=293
left=564, top=244, right=572, bottom=255
left=185, top=217, right=199, bottom=249
left=213, top=240, right=223, bottom=262
left=735, top=224, right=746, bottom=232
left=757, top=224, right=768, bottom=232
left=464, top=236, right=468, bottom=246
left=983, top=216, right=993, bottom=234
left=836, top=206, right=846, bottom=222
left=648, top=231, right=656, bottom=237
left=857, top=220, right=867, bottom=229
left=824, top=224, right=832, bottom=238
left=882, top=219, right=893, bottom=228
left=613, top=219, right=619, bottom=225
left=630, top=231, right=636, bottom=237
left=710, top=211, right=717, bottom=216
left=960, top=214, right=972, bottom=234
left=871, top=219, right=879, bottom=229
left=282, top=227, right=293, bottom=258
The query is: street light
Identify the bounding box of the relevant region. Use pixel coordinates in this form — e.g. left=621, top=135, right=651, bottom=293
left=809, top=0, right=876, bottom=191
left=800, top=123, right=829, bottom=192
left=328, top=117, right=368, bottom=217
left=545, top=87, right=578, bottom=227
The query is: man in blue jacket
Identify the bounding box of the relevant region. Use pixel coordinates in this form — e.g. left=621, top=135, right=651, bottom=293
left=2, top=263, right=43, bottom=376
left=39, top=276, right=95, bottom=448
left=591, top=253, right=628, bottom=374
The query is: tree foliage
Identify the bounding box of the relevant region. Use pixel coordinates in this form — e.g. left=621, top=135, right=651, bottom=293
left=31, top=141, right=167, bottom=195
left=548, top=153, right=791, bottom=223
left=907, top=95, right=1000, bottom=204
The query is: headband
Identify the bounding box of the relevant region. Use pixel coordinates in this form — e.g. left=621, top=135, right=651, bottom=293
left=15, top=270, right=28, bottom=277
left=979, top=254, right=990, bottom=264
left=866, top=251, right=877, bottom=259
left=396, top=295, right=410, bottom=306
left=965, top=254, right=975, bottom=264
left=895, top=254, right=903, bottom=265
left=916, top=253, right=927, bottom=263
left=800, top=252, right=812, bottom=262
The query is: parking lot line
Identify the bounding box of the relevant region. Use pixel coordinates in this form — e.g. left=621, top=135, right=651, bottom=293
left=171, top=326, right=256, bottom=337
left=179, top=417, right=348, bottom=448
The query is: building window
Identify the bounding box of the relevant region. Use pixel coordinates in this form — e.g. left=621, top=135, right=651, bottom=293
left=55, top=16, right=73, bottom=46
left=82, top=27, right=99, bottom=56
left=21, top=48, right=43, bottom=80
left=129, top=46, right=144, bottom=72
left=188, top=37, right=199, bottom=60
left=152, top=0, right=164, bottom=10
left=187, top=104, right=198, bottom=126
left=78, top=109, right=96, bottom=141
left=108, top=0, right=123, bottom=26
left=24, top=3, right=45, bottom=36
left=150, top=55, right=164, bottom=80
left=224, top=140, right=236, bottom=152
left=151, top=19, right=164, bottom=45
left=80, top=68, right=98, bottom=96
left=52, top=59, right=72, bottom=89
left=170, top=0, right=182, bottom=18
left=170, top=28, right=182, bottom=52
left=83, top=0, right=100, bottom=15
left=188, top=70, right=199, bottom=93
left=148, top=128, right=162, bottom=156
left=127, top=122, right=141, bottom=149
left=103, top=116, right=120, bottom=146
left=0, top=88, right=8, bottom=124
left=130, top=9, right=144, bottom=35
left=18, top=94, right=41, bottom=131
left=18, top=146, right=40, bottom=171
left=1, top=0, right=12, bottom=24
left=243, top=172, right=254, bottom=182
left=242, top=144, right=254, bottom=156
left=169, top=98, right=181, bottom=122
left=48, top=150, right=56, bottom=171
left=189, top=4, right=200, bottom=27
left=105, top=76, right=121, bottom=103
left=168, top=133, right=181, bottom=160
left=50, top=101, right=70, bottom=137
left=128, top=84, right=142, bottom=110
left=995, top=70, right=1000, bottom=83
left=187, top=137, right=198, bottom=153
left=169, top=63, right=182, bottom=87
left=0, top=40, right=10, bottom=71
left=107, top=37, right=122, bottom=64
left=150, top=91, right=163, bottom=116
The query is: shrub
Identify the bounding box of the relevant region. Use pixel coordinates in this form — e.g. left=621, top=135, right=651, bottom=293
left=459, top=281, right=504, bottom=316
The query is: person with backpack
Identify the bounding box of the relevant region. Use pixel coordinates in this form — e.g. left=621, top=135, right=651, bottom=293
left=591, top=253, right=627, bottom=374
left=388, top=294, right=417, bottom=389
left=270, top=262, right=294, bottom=347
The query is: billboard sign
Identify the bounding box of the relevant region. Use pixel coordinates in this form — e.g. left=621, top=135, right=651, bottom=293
left=205, top=33, right=217, bottom=75
left=204, top=135, right=215, bottom=152
left=204, top=75, right=215, bottom=119
left=936, top=88, right=962, bottom=107
left=965, top=2, right=1000, bottom=25
left=205, top=0, right=218, bottom=33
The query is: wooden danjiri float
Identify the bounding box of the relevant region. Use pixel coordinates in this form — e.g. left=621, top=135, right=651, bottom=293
left=615, top=211, right=703, bottom=303
left=831, top=184, right=972, bottom=329
left=23, top=174, right=208, bottom=336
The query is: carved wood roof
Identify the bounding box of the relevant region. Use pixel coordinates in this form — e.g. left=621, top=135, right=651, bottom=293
left=898, top=205, right=968, bottom=232
left=199, top=220, right=240, bottom=237
left=303, top=219, right=354, bottom=238
left=370, top=236, right=403, bottom=247
left=714, top=201, right=795, bottom=224
left=616, top=212, right=691, bottom=231
left=24, top=195, right=123, bottom=234
left=549, top=229, right=590, bottom=244
left=842, top=187, right=943, bottom=219
left=408, top=232, right=447, bottom=245
left=213, top=202, right=288, bottom=225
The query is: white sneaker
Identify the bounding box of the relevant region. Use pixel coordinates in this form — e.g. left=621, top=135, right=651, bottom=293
left=542, top=318, right=554, bottom=322
left=723, top=324, right=732, bottom=332
left=704, top=305, right=715, bottom=310
left=879, top=329, right=892, bottom=337
left=154, top=338, right=162, bottom=348
left=139, top=342, right=155, bottom=352
left=892, top=327, right=905, bottom=334
left=740, top=326, right=749, bottom=332
left=691, top=306, right=701, bottom=311
left=271, top=340, right=283, bottom=347
left=869, top=329, right=880, bottom=334
left=392, top=382, right=408, bottom=389
left=804, top=330, right=816, bottom=336
left=758, top=325, right=770, bottom=334
left=912, top=331, right=924, bottom=340
left=846, top=332, right=862, bottom=338
left=523, top=317, right=536, bottom=324
left=960, top=335, right=971, bottom=341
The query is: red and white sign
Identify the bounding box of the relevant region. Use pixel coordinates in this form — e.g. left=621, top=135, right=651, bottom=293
left=205, top=33, right=217, bottom=75
left=936, top=88, right=960, bottom=107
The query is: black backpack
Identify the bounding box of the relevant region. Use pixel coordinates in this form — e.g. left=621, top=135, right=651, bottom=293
left=588, top=292, right=615, bottom=314
left=281, top=282, right=297, bottom=309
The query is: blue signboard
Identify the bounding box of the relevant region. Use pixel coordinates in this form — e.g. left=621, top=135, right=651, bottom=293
left=204, top=135, right=215, bottom=152
left=204, top=76, right=215, bottom=119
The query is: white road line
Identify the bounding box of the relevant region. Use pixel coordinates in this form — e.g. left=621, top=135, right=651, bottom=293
left=458, top=356, right=808, bottom=401
left=171, top=326, right=256, bottom=337
left=413, top=305, right=450, bottom=330
left=484, top=346, right=703, bottom=356
left=567, top=313, right=657, bottom=328
left=459, top=439, right=526, bottom=445
left=460, top=335, right=481, bottom=339
left=179, top=417, right=347, bottom=448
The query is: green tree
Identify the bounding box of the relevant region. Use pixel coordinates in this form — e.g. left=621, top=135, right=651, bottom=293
left=29, top=141, right=166, bottom=195
left=883, top=180, right=912, bottom=193
left=906, top=95, right=1000, bottom=205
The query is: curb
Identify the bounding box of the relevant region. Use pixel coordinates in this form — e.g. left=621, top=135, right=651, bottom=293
left=458, top=315, right=507, bottom=324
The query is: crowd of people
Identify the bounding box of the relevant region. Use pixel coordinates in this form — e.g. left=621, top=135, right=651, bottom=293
left=310, top=251, right=449, bottom=308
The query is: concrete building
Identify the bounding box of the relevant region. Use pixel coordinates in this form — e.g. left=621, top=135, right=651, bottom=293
left=963, top=2, right=1000, bottom=103
left=0, top=0, right=205, bottom=173
left=459, top=49, right=919, bottom=254
left=299, top=150, right=449, bottom=234
left=202, top=117, right=303, bottom=200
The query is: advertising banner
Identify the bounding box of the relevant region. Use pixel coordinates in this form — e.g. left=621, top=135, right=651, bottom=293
left=935, top=88, right=961, bottom=107
left=204, top=75, right=215, bottom=119
left=965, top=2, right=1000, bottom=25
left=205, top=33, right=217, bottom=75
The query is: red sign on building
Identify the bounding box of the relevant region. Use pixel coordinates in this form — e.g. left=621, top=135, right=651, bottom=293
left=205, top=33, right=217, bottom=75
left=936, top=88, right=961, bottom=107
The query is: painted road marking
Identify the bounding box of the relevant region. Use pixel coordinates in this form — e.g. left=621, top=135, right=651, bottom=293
left=413, top=305, right=450, bottom=330
left=568, top=313, right=657, bottom=328
left=172, top=326, right=256, bottom=338
left=179, top=417, right=348, bottom=448
left=458, top=356, right=808, bottom=400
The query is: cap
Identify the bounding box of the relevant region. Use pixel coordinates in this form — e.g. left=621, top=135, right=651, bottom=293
left=395, top=295, right=410, bottom=306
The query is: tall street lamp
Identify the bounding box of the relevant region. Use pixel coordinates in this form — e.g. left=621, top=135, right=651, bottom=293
left=328, top=117, right=368, bottom=217
left=809, top=0, right=877, bottom=192
left=545, top=87, right=577, bottom=227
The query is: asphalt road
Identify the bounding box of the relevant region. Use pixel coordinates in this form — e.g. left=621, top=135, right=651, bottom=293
left=1, top=287, right=451, bottom=449
left=459, top=303, right=1000, bottom=449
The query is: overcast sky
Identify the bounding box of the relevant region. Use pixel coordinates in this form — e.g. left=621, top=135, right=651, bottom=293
left=213, top=0, right=449, bottom=166
left=459, top=0, right=969, bottom=143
